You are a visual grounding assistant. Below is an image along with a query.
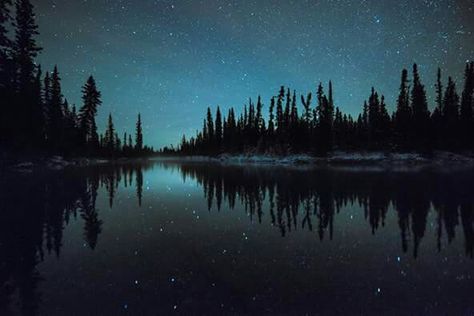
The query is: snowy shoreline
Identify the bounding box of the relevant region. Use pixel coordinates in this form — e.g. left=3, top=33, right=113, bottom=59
left=4, top=151, right=474, bottom=173
left=154, top=151, right=474, bottom=169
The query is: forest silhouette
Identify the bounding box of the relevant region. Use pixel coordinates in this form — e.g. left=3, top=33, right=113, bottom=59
left=0, top=0, right=153, bottom=159
left=174, top=64, right=474, bottom=155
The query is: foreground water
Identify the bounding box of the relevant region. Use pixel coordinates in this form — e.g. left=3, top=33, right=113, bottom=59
left=1, top=160, right=473, bottom=315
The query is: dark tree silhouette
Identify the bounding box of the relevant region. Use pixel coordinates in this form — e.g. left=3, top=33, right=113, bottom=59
left=78, top=75, right=102, bottom=151
left=394, top=68, right=411, bottom=149
left=0, top=1, right=153, bottom=160
left=11, top=0, right=41, bottom=148
left=104, top=113, right=115, bottom=155
left=175, top=63, right=474, bottom=156
left=135, top=113, right=143, bottom=152
left=47, top=66, right=63, bottom=150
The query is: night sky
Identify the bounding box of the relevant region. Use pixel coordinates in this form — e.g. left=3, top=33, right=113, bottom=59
left=34, top=0, right=474, bottom=148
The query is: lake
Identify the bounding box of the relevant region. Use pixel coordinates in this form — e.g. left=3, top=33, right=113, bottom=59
left=1, top=159, right=473, bottom=315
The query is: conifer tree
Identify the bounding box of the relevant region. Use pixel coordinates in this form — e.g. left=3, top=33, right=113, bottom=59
left=443, top=76, right=460, bottom=147
left=12, top=0, right=41, bottom=145
left=268, top=97, right=275, bottom=136
left=301, top=92, right=312, bottom=126
left=31, top=64, right=44, bottom=144
left=0, top=0, right=13, bottom=145
left=410, top=64, right=430, bottom=147
left=0, top=0, right=12, bottom=91
left=255, top=96, right=264, bottom=137
left=48, top=66, right=63, bottom=149
left=276, top=86, right=285, bottom=136
left=105, top=113, right=115, bottom=153
left=13, top=0, right=41, bottom=88
left=135, top=113, right=143, bottom=152
left=215, top=106, right=222, bottom=150
left=78, top=75, right=102, bottom=149
left=0, top=0, right=11, bottom=65
left=394, top=69, right=411, bottom=148
left=290, top=90, right=298, bottom=128
left=460, top=62, right=474, bottom=147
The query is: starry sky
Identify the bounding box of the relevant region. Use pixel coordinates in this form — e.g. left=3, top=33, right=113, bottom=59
left=34, top=0, right=474, bottom=148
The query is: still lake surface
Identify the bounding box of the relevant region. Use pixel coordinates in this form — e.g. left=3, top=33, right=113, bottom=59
left=1, top=159, right=473, bottom=315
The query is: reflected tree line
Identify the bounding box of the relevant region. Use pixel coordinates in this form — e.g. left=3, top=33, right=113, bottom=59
left=0, top=163, right=147, bottom=315
left=173, top=163, right=474, bottom=259
left=2, top=162, right=474, bottom=314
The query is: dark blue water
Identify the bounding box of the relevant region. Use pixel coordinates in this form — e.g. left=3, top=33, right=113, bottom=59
left=1, top=160, right=473, bottom=315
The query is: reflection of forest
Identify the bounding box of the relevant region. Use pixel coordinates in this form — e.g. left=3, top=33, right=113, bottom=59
left=1, top=162, right=473, bottom=314
left=172, top=163, right=474, bottom=260
left=0, top=163, right=149, bottom=315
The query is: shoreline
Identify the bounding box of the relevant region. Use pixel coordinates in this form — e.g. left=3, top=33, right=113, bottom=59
left=4, top=151, right=474, bottom=172
left=152, top=151, right=474, bottom=170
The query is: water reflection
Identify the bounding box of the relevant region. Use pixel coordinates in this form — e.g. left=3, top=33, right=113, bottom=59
left=0, top=161, right=473, bottom=314
left=0, top=162, right=151, bottom=315
left=173, top=163, right=474, bottom=259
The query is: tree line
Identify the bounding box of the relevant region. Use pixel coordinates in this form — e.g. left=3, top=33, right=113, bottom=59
left=174, top=62, right=474, bottom=155
left=0, top=0, right=153, bottom=158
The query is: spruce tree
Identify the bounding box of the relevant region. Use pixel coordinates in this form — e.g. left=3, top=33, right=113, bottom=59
left=0, top=0, right=13, bottom=146
left=0, top=0, right=11, bottom=64
left=0, top=0, right=12, bottom=91
left=48, top=66, right=63, bottom=150
left=13, top=0, right=41, bottom=93
left=255, top=96, right=264, bottom=137
left=105, top=113, right=115, bottom=154
left=394, top=69, right=411, bottom=148
left=460, top=62, right=474, bottom=148
left=276, top=86, right=285, bottom=135
left=443, top=76, right=460, bottom=148
left=12, top=0, right=41, bottom=146
left=410, top=64, right=430, bottom=147
left=78, top=75, right=102, bottom=149
left=206, top=107, right=214, bottom=150
left=135, top=113, right=143, bottom=152
left=301, top=92, right=312, bottom=126
left=268, top=97, right=275, bottom=137
left=31, top=64, right=44, bottom=145
left=215, top=106, right=222, bottom=150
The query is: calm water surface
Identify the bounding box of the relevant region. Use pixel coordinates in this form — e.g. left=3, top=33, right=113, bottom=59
left=1, top=160, right=473, bottom=315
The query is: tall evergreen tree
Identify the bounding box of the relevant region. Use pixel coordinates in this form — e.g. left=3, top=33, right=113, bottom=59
left=47, top=66, right=63, bottom=150
left=0, top=0, right=12, bottom=91
left=135, top=113, right=143, bottom=152
left=78, top=75, right=102, bottom=149
left=13, top=0, right=41, bottom=93
left=255, top=96, right=264, bottom=137
left=105, top=113, right=115, bottom=153
left=301, top=92, right=312, bottom=126
left=215, top=106, right=222, bottom=150
left=431, top=67, right=444, bottom=146
left=0, top=0, right=13, bottom=145
left=12, top=0, right=41, bottom=146
left=0, top=0, right=11, bottom=63
left=268, top=97, right=275, bottom=136
left=317, top=83, right=334, bottom=153
left=410, top=64, right=430, bottom=147
left=31, top=64, right=44, bottom=145
left=443, top=76, right=460, bottom=147
left=460, top=62, right=474, bottom=148
left=394, top=69, right=411, bottom=148
left=276, top=86, right=285, bottom=135
left=206, top=107, right=214, bottom=149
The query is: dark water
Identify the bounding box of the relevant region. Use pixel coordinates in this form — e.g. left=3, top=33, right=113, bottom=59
left=1, top=160, right=473, bottom=315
